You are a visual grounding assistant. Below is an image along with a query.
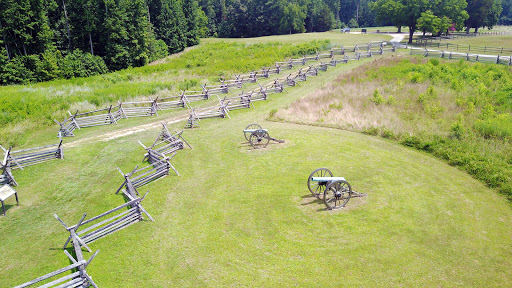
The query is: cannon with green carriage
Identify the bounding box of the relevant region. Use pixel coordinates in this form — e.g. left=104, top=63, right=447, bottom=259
left=307, top=168, right=366, bottom=210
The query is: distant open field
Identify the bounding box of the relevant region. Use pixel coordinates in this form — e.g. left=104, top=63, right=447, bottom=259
left=445, top=35, right=512, bottom=49
left=2, top=32, right=512, bottom=287
left=202, top=31, right=390, bottom=45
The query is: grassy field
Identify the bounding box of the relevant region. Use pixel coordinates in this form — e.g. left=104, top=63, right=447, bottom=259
left=2, top=33, right=512, bottom=287
left=0, top=32, right=391, bottom=148
left=273, top=55, right=512, bottom=198
left=202, top=31, right=389, bottom=45
left=445, top=35, right=512, bottom=48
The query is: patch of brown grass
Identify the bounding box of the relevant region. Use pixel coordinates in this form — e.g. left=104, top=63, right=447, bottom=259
left=274, top=57, right=465, bottom=138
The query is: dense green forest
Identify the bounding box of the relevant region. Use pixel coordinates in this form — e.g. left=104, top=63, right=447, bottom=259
left=0, top=0, right=200, bottom=85
left=1, top=0, right=511, bottom=86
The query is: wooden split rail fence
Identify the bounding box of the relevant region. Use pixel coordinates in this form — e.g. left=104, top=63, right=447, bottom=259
left=117, top=157, right=176, bottom=194
left=56, top=192, right=154, bottom=252
left=410, top=48, right=512, bottom=65
left=1, top=148, right=17, bottom=186
left=137, top=123, right=191, bottom=176
left=1, top=141, right=63, bottom=170
left=14, top=250, right=99, bottom=288
left=185, top=100, right=231, bottom=129
left=119, top=100, right=158, bottom=118
left=219, top=94, right=254, bottom=110
left=53, top=41, right=391, bottom=137
left=73, top=105, right=122, bottom=128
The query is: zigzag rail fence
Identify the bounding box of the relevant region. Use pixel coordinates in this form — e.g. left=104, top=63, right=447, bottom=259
left=409, top=47, right=512, bottom=65
left=54, top=41, right=392, bottom=136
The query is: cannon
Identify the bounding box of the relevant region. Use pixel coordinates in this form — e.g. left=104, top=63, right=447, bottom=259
left=307, top=168, right=366, bottom=210
left=243, top=124, right=284, bottom=149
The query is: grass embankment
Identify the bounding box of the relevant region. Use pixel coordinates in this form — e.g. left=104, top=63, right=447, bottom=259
left=1, top=56, right=512, bottom=286
left=0, top=40, right=334, bottom=147
left=0, top=32, right=390, bottom=147
left=273, top=56, right=512, bottom=200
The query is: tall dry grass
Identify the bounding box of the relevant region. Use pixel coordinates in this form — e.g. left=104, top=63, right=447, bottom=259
left=275, top=57, right=466, bottom=138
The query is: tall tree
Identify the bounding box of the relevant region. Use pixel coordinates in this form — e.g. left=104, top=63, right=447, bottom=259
left=280, top=2, right=307, bottom=34
left=150, top=0, right=187, bottom=53
left=182, top=0, right=200, bottom=46
left=485, top=0, right=503, bottom=28
left=371, top=0, right=467, bottom=43
left=499, top=0, right=512, bottom=24
left=465, top=0, right=494, bottom=32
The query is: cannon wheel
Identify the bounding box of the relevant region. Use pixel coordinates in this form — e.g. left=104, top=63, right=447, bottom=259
left=307, top=168, right=333, bottom=198
left=249, top=130, right=269, bottom=149
left=244, top=123, right=262, bottom=141
left=324, top=180, right=351, bottom=210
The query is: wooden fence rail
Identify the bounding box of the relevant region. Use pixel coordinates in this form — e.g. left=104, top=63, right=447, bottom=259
left=152, top=95, right=189, bottom=110
left=138, top=124, right=191, bottom=169
left=410, top=48, right=512, bottom=65
left=119, top=100, right=158, bottom=118
left=14, top=252, right=99, bottom=288
left=56, top=194, right=153, bottom=252
left=53, top=41, right=391, bottom=137
left=413, top=41, right=512, bottom=54
left=71, top=105, right=122, bottom=128
left=184, top=100, right=231, bottom=129
left=117, top=157, right=176, bottom=194
left=1, top=148, right=17, bottom=186
left=202, top=83, right=230, bottom=94
left=1, top=141, right=63, bottom=170
left=219, top=94, right=254, bottom=110
left=55, top=112, right=78, bottom=137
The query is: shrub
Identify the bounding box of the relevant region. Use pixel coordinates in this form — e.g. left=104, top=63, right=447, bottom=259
left=328, top=102, right=343, bottom=109
left=450, top=118, right=466, bottom=139
left=429, top=58, right=440, bottom=66
left=386, top=95, right=396, bottom=105
left=149, top=39, right=169, bottom=62
left=348, top=18, right=359, bottom=28
left=363, top=127, right=379, bottom=136
left=475, top=113, right=512, bottom=140
left=372, top=89, right=385, bottom=105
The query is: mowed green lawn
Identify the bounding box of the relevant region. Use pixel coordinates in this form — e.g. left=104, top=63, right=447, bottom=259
left=1, top=44, right=512, bottom=287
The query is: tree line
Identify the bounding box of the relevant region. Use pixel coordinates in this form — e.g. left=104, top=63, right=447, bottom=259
left=1, top=0, right=511, bottom=85
left=0, top=0, right=200, bottom=85
left=199, top=0, right=507, bottom=40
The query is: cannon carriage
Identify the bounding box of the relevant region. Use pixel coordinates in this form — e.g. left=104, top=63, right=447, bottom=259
left=243, top=124, right=285, bottom=149
left=307, top=168, right=366, bottom=210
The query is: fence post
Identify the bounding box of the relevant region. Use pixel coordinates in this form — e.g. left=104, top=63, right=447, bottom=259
left=469, top=45, right=471, bottom=52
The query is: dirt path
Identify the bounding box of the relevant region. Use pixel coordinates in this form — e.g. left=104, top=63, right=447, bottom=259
left=63, top=113, right=189, bottom=149
left=389, top=33, right=405, bottom=43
